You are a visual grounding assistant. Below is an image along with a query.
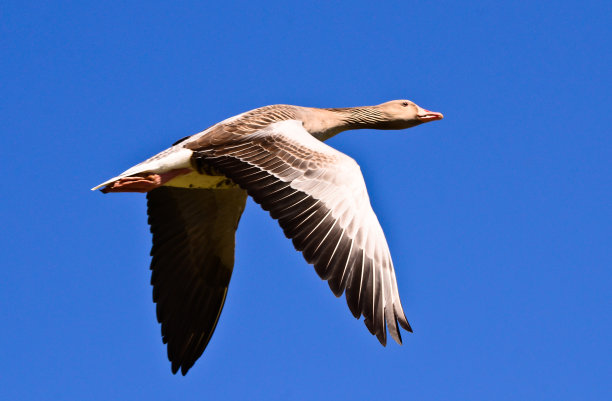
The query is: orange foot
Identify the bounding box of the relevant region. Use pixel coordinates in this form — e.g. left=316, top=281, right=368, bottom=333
left=101, top=168, right=191, bottom=193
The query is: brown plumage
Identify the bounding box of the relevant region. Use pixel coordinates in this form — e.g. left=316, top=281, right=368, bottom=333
left=93, top=100, right=443, bottom=375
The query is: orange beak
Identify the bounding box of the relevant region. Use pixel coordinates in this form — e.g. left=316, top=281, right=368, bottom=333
left=417, top=108, right=444, bottom=122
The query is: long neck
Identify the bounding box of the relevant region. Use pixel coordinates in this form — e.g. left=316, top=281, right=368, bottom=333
left=303, top=106, right=389, bottom=141
left=328, top=106, right=389, bottom=130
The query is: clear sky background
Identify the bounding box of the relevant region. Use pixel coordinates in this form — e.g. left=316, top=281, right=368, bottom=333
left=1, top=1, right=610, bottom=400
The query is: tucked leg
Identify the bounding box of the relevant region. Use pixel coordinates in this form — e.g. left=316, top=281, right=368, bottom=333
left=101, top=168, right=192, bottom=193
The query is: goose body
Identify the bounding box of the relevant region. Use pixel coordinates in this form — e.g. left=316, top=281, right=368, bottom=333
left=94, top=100, right=443, bottom=375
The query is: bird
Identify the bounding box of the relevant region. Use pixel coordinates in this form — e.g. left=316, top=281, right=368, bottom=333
left=93, top=99, right=443, bottom=375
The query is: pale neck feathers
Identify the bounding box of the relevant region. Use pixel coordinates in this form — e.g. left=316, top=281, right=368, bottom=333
left=301, top=106, right=391, bottom=141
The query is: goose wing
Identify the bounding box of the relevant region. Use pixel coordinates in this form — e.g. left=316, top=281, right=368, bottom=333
left=146, top=186, right=247, bottom=375
left=187, top=119, right=412, bottom=345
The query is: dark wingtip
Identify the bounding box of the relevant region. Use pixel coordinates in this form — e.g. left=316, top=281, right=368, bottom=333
left=170, top=361, right=192, bottom=376
left=387, top=312, right=403, bottom=345
left=397, top=309, right=413, bottom=333
left=376, top=330, right=387, bottom=347
left=348, top=302, right=361, bottom=319
left=363, top=317, right=374, bottom=335
left=171, top=362, right=180, bottom=375
left=327, top=278, right=344, bottom=297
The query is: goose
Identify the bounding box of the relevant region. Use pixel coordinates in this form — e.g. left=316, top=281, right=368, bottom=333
left=93, top=99, right=443, bottom=375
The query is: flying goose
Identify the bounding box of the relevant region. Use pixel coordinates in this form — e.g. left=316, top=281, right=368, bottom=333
left=93, top=99, right=443, bottom=375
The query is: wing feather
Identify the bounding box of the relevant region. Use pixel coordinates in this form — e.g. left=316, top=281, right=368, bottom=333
left=187, top=120, right=411, bottom=344
left=147, top=186, right=247, bottom=375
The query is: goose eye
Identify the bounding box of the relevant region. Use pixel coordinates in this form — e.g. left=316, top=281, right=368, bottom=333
left=401, top=102, right=409, bottom=107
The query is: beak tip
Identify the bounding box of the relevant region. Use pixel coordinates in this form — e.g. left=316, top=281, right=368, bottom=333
left=417, top=110, right=444, bottom=122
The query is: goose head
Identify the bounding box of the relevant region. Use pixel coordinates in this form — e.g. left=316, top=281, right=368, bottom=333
left=376, top=99, right=444, bottom=129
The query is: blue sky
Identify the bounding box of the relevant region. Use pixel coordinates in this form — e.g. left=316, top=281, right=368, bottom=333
left=1, top=1, right=610, bottom=400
